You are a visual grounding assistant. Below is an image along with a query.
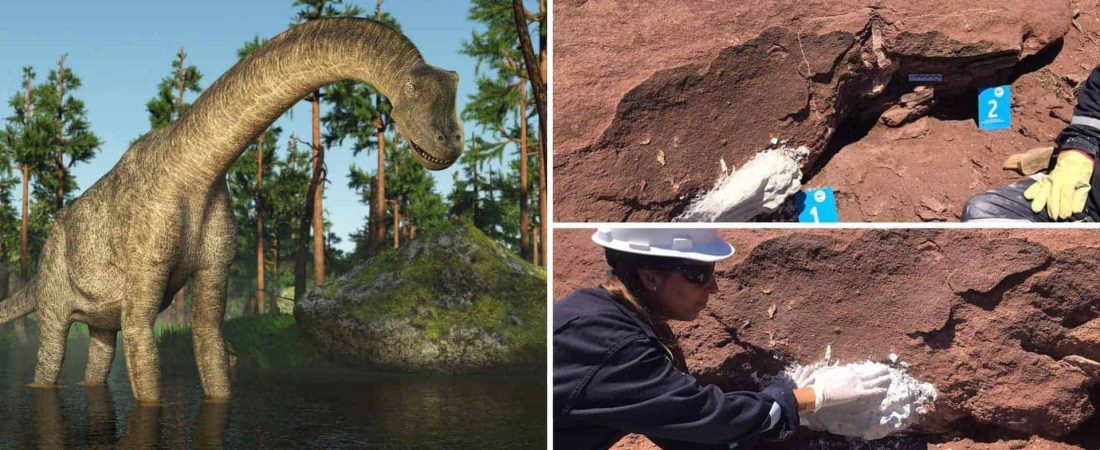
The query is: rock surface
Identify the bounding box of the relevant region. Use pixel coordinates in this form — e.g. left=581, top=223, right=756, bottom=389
left=296, top=223, right=545, bottom=371
left=554, top=229, right=1100, bottom=447
left=553, top=0, right=1088, bottom=221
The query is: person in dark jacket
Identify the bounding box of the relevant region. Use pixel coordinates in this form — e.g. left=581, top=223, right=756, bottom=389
left=963, top=65, right=1100, bottom=221
left=554, top=228, right=891, bottom=450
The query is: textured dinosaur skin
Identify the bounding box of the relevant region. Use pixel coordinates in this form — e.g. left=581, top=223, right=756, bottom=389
left=0, top=17, right=463, bottom=402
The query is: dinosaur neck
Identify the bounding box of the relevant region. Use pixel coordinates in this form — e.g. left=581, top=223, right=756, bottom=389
left=162, top=18, right=422, bottom=184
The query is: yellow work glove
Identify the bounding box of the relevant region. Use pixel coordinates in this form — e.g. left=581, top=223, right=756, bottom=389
left=1024, top=150, right=1094, bottom=220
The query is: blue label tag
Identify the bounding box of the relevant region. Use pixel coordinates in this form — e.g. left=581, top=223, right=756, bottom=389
left=978, top=85, right=1012, bottom=130
left=796, top=187, right=839, bottom=223
left=908, top=73, right=942, bottom=83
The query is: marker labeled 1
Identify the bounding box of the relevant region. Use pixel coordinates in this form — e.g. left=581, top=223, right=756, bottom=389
left=796, top=187, right=839, bottom=223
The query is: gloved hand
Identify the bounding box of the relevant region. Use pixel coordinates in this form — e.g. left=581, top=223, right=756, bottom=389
left=1024, top=150, right=1094, bottom=220
left=789, top=365, right=816, bottom=388
left=811, top=365, right=891, bottom=412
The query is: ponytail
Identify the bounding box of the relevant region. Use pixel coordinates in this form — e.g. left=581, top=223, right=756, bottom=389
left=602, top=274, right=687, bottom=371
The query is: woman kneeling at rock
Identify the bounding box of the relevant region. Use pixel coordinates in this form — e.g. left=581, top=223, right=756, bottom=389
left=553, top=228, right=890, bottom=450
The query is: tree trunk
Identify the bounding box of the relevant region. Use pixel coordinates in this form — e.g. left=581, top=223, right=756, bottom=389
left=256, top=136, right=265, bottom=315
left=373, top=102, right=386, bottom=255
left=367, top=182, right=378, bottom=254
left=176, top=47, right=187, bottom=120
left=538, top=131, right=546, bottom=267
left=20, top=165, right=29, bottom=278
left=533, top=224, right=540, bottom=267
left=312, top=91, right=325, bottom=286
left=511, top=0, right=547, bottom=267
left=55, top=54, right=67, bottom=212
left=294, top=186, right=316, bottom=302
left=540, top=0, right=547, bottom=83
left=21, top=70, right=32, bottom=279
left=472, top=164, right=479, bottom=228
left=294, top=93, right=323, bottom=302
left=391, top=200, right=400, bottom=249
left=518, top=79, right=530, bottom=262
left=273, top=233, right=281, bottom=314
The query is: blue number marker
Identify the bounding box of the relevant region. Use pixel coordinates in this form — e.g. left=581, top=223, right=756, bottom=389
left=796, top=187, right=839, bottom=223
left=978, top=85, right=1012, bottom=131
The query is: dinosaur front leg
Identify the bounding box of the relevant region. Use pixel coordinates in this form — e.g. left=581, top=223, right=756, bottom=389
left=191, top=266, right=231, bottom=400
left=30, top=315, right=72, bottom=388
left=82, top=326, right=117, bottom=385
left=121, top=298, right=163, bottom=403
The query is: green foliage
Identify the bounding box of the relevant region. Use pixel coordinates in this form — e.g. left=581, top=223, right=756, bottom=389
left=226, top=126, right=281, bottom=301
left=458, top=0, right=542, bottom=260
left=145, top=48, right=203, bottom=130
left=3, top=67, right=59, bottom=272
left=292, top=0, right=365, bottom=23
left=157, top=314, right=326, bottom=369
left=31, top=65, right=102, bottom=215
left=347, top=136, right=449, bottom=259
left=263, top=134, right=313, bottom=293
left=5, top=68, right=55, bottom=169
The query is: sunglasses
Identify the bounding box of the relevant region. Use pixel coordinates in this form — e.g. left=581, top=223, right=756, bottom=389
left=649, top=262, right=716, bottom=285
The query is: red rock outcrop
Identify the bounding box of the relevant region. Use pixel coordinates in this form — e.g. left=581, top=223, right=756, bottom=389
left=553, top=0, right=1079, bottom=221
left=810, top=0, right=1100, bottom=221
left=554, top=229, right=1100, bottom=447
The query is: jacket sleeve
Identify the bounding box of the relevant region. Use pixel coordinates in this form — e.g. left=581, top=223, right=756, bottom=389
left=1055, top=65, right=1100, bottom=159
left=560, top=331, right=799, bottom=446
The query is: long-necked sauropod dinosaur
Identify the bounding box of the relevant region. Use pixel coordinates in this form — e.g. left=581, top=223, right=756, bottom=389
left=0, top=17, right=463, bottom=402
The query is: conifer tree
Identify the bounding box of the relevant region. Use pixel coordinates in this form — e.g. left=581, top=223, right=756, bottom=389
left=146, top=47, right=202, bottom=130
left=291, top=0, right=364, bottom=301
left=463, top=0, right=541, bottom=261
left=235, top=36, right=280, bottom=314
left=36, top=54, right=101, bottom=214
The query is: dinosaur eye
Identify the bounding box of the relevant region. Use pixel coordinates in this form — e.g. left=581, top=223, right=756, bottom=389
left=404, top=81, right=418, bottom=99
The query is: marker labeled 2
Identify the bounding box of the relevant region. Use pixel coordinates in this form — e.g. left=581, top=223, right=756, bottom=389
left=978, top=85, right=1012, bottom=131
left=796, top=187, right=839, bottom=223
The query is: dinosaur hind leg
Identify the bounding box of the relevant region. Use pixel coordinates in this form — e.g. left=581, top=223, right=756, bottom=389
left=191, top=265, right=231, bottom=400
left=30, top=316, right=72, bottom=387
left=82, top=327, right=117, bottom=385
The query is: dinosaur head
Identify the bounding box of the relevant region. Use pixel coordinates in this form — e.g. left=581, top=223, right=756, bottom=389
left=391, top=64, right=463, bottom=170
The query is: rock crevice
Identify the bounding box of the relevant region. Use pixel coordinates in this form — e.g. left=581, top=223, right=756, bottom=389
left=554, top=1, right=1074, bottom=221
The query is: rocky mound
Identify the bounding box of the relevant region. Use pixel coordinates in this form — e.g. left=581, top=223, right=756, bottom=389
left=553, top=0, right=1095, bottom=221
left=554, top=229, right=1100, bottom=447
left=296, top=223, right=546, bottom=372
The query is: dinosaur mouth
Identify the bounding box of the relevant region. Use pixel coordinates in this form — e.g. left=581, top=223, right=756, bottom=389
left=410, top=140, right=451, bottom=168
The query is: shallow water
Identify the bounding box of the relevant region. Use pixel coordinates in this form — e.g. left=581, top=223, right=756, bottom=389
left=0, top=342, right=545, bottom=449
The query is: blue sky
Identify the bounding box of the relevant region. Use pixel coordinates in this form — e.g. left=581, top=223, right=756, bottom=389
left=0, top=0, right=529, bottom=252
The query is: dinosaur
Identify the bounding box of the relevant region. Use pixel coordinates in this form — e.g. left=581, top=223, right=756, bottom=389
left=0, top=17, right=463, bottom=402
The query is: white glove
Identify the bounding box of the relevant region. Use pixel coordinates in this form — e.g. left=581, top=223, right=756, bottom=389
left=811, top=365, right=891, bottom=412
left=789, top=365, right=816, bottom=388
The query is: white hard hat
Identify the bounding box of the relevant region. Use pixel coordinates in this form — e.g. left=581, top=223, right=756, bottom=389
left=591, top=227, right=734, bottom=262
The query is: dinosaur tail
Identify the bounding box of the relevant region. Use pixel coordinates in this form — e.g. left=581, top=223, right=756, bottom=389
left=0, top=281, right=35, bottom=325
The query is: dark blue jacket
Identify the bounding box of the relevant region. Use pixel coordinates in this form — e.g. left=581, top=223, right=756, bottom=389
left=1055, top=65, right=1100, bottom=217
left=553, top=287, right=799, bottom=450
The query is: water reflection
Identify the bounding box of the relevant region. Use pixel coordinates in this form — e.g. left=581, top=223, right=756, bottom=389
left=1, top=344, right=544, bottom=448
left=85, top=386, right=116, bottom=445
left=22, top=386, right=231, bottom=449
